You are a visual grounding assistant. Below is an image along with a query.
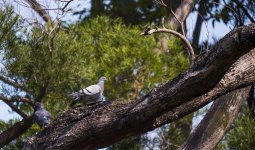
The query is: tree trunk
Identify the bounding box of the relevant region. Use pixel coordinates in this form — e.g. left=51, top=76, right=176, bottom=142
left=179, top=86, right=251, bottom=150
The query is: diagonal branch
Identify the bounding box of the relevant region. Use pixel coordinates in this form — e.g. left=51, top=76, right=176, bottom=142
left=0, top=116, right=33, bottom=148
left=23, top=24, right=255, bottom=150
left=4, top=102, right=28, bottom=119
left=154, top=49, right=255, bottom=127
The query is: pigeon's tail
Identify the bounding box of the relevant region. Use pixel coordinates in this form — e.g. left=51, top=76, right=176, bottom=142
left=68, top=92, right=79, bottom=99
left=68, top=92, right=81, bottom=106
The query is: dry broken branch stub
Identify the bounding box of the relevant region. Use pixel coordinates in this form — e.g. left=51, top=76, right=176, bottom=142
left=22, top=24, right=255, bottom=150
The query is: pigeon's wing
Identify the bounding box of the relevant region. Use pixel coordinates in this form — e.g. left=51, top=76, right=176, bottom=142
left=68, top=90, right=84, bottom=100
left=45, top=110, right=51, bottom=118
left=35, top=110, right=51, bottom=126
left=83, top=85, right=101, bottom=95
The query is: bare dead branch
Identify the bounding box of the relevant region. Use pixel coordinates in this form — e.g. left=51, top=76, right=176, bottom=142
left=141, top=27, right=195, bottom=61
left=0, top=96, right=32, bottom=121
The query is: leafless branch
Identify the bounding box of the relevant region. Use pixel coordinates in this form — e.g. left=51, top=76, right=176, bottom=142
left=60, top=0, right=74, bottom=13
left=141, top=27, right=195, bottom=61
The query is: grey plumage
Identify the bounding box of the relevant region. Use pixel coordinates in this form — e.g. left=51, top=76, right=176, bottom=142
left=68, top=76, right=107, bottom=106
left=34, top=102, right=51, bottom=127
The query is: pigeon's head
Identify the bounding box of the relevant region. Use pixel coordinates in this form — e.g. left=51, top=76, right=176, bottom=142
left=34, top=102, right=44, bottom=110
left=99, top=76, right=107, bottom=82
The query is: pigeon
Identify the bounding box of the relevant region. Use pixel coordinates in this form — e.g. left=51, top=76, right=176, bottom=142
left=34, top=102, right=51, bottom=127
left=68, top=76, right=107, bottom=106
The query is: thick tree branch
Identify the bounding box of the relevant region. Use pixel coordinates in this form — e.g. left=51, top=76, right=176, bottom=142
left=22, top=24, right=255, bottom=150
left=179, top=86, right=251, bottom=150
left=154, top=49, right=255, bottom=126
left=0, top=116, right=33, bottom=148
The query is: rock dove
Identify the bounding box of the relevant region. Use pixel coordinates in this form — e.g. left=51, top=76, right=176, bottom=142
left=68, top=76, right=107, bottom=106
left=34, top=102, right=51, bottom=127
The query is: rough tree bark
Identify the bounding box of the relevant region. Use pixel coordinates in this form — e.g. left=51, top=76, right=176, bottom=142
left=22, top=24, right=255, bottom=150
left=179, top=86, right=251, bottom=150
left=0, top=117, right=33, bottom=148
left=155, top=49, right=255, bottom=126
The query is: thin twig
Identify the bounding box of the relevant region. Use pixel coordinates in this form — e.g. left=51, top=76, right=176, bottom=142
left=170, top=9, right=186, bottom=36
left=153, top=0, right=168, bottom=7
